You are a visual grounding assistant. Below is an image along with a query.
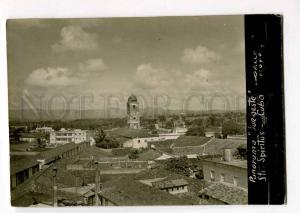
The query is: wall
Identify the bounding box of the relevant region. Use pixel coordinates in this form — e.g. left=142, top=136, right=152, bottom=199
left=123, top=138, right=147, bottom=149
left=158, top=133, right=180, bottom=140
left=11, top=164, right=40, bottom=190
left=163, top=185, right=188, bottom=194
left=50, top=130, right=87, bottom=144
left=202, top=160, right=247, bottom=189
left=19, top=138, right=36, bottom=143
left=99, top=196, right=117, bottom=206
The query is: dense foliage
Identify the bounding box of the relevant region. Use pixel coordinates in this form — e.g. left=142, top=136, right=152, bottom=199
left=94, top=129, right=120, bottom=149
left=222, top=120, right=245, bottom=137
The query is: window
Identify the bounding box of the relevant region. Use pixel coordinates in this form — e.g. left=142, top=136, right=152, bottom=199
left=233, top=176, right=238, bottom=186
left=220, top=173, right=225, bottom=182
left=210, top=170, right=215, bottom=181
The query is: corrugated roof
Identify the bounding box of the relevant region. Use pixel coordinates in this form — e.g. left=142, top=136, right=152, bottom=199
left=199, top=182, right=248, bottom=204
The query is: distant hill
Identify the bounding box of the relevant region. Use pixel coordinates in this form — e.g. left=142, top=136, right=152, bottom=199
left=9, top=107, right=245, bottom=121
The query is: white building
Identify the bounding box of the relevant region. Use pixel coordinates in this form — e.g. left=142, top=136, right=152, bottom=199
left=158, top=132, right=181, bottom=140
left=173, top=126, right=187, bottom=135
left=123, top=136, right=165, bottom=149
left=50, top=128, right=87, bottom=145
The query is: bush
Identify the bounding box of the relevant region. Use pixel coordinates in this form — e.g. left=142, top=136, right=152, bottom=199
left=95, top=129, right=120, bottom=149
left=128, top=150, right=139, bottom=159
left=185, top=126, right=205, bottom=136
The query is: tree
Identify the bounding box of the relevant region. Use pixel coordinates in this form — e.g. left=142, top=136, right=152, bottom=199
left=158, top=115, right=167, bottom=128
left=164, top=120, right=174, bottom=129
left=164, top=157, right=191, bottom=176
left=37, top=134, right=47, bottom=148
left=128, top=150, right=139, bottom=159
left=186, top=126, right=205, bottom=136
left=95, top=129, right=119, bottom=149
left=236, top=144, right=247, bottom=159
left=222, top=120, right=244, bottom=138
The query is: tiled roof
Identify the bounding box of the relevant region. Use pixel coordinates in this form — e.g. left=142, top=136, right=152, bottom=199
left=99, top=176, right=194, bottom=205
left=199, top=182, right=248, bottom=204
left=152, top=179, right=188, bottom=189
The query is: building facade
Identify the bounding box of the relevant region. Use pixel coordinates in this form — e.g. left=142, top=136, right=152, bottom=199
left=50, top=128, right=87, bottom=145
left=152, top=179, right=189, bottom=194
left=201, top=150, right=247, bottom=189
left=127, top=94, right=140, bottom=129
left=123, top=136, right=166, bottom=149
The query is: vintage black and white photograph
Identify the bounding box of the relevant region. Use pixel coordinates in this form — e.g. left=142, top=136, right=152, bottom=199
left=7, top=16, right=248, bottom=206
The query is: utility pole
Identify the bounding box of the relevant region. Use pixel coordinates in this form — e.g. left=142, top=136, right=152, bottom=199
left=52, top=166, right=58, bottom=207
left=95, top=162, right=101, bottom=206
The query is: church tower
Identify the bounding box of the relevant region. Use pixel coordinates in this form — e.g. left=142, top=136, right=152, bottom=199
left=127, top=94, right=140, bottom=129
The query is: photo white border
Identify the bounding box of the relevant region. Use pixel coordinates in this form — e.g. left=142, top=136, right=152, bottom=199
left=0, top=0, right=299, bottom=213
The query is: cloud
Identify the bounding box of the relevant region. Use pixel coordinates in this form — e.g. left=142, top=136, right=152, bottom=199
left=134, top=64, right=170, bottom=91
left=52, top=25, right=99, bottom=52
left=78, top=58, right=107, bottom=77
left=183, top=69, right=224, bottom=94
left=181, top=45, right=220, bottom=64
left=25, top=67, right=82, bottom=87
left=25, top=58, right=108, bottom=88
left=184, top=69, right=209, bottom=87
left=112, top=35, right=122, bottom=44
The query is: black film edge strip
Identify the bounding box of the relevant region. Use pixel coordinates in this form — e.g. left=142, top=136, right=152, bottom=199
left=245, top=14, right=286, bottom=204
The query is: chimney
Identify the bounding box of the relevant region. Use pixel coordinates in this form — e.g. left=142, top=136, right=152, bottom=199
left=223, top=149, right=232, bottom=162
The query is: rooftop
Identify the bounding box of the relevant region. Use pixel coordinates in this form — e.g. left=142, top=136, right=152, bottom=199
left=203, top=138, right=246, bottom=155
left=10, top=155, right=39, bottom=175
left=204, top=127, right=222, bottom=132
left=37, top=143, right=79, bottom=162
left=173, top=136, right=211, bottom=147
left=203, top=158, right=247, bottom=169
left=99, top=176, right=194, bottom=205
left=199, top=182, right=248, bottom=204
left=152, top=179, right=189, bottom=189
left=10, top=142, right=88, bottom=174
left=107, top=128, right=157, bottom=139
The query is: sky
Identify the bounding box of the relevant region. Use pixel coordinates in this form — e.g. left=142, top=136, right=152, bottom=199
left=7, top=16, right=246, bottom=113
